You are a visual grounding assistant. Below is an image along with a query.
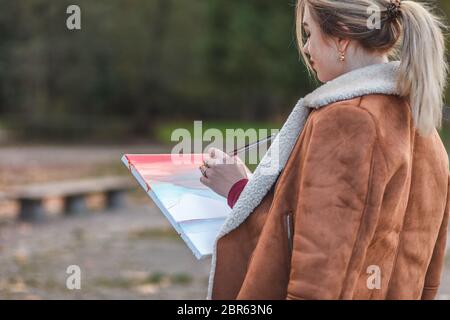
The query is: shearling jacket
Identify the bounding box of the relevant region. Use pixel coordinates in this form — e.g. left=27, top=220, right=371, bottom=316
left=207, top=61, right=450, bottom=300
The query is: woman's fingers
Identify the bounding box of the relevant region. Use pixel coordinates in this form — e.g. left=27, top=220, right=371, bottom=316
left=208, top=148, right=216, bottom=158
left=199, top=153, right=249, bottom=198
left=204, top=166, right=214, bottom=178
left=204, top=155, right=239, bottom=169
left=200, top=175, right=210, bottom=186
left=207, top=147, right=229, bottom=164
left=204, top=158, right=216, bottom=168
left=199, top=164, right=207, bottom=177
left=199, top=164, right=214, bottom=179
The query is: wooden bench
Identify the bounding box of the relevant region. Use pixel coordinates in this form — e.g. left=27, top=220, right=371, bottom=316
left=3, top=176, right=136, bottom=222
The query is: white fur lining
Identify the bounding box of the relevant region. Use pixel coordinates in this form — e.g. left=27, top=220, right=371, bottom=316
left=206, top=61, right=401, bottom=299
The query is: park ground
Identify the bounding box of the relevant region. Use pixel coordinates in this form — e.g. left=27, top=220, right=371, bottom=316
left=0, top=144, right=448, bottom=299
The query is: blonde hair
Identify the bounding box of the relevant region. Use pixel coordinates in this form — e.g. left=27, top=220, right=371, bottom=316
left=296, top=0, right=448, bottom=137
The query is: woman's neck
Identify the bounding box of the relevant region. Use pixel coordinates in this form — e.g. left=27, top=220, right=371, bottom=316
left=344, top=54, right=389, bottom=74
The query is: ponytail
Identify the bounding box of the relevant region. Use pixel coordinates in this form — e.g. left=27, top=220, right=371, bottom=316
left=398, top=1, right=448, bottom=136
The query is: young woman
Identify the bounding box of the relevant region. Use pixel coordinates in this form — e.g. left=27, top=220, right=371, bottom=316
left=200, top=0, right=450, bottom=299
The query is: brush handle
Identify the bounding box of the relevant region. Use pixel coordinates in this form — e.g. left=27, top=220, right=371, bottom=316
left=228, top=133, right=277, bottom=157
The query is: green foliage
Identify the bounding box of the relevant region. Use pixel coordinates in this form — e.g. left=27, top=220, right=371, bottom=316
left=0, top=1, right=449, bottom=142
left=0, top=0, right=313, bottom=140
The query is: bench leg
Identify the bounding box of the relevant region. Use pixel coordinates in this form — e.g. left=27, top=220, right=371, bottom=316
left=106, top=190, right=127, bottom=210
left=64, top=195, right=88, bottom=216
left=19, top=199, right=46, bottom=222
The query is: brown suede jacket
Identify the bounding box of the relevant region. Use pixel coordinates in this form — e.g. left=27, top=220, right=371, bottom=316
left=207, top=61, right=450, bottom=300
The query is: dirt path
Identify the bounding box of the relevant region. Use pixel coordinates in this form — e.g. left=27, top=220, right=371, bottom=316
left=0, top=201, right=448, bottom=299
left=0, top=203, right=211, bottom=299
left=0, top=144, right=168, bottom=191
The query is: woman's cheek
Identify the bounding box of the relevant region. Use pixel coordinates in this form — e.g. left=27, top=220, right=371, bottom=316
left=308, top=42, right=319, bottom=69
left=310, top=46, right=323, bottom=78
left=316, top=49, right=338, bottom=82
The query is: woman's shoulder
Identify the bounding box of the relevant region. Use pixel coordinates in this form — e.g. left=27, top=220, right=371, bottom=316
left=304, top=97, right=379, bottom=155
left=307, top=93, right=444, bottom=173
left=306, top=94, right=412, bottom=162
left=308, top=96, right=376, bottom=134
left=310, top=94, right=409, bottom=135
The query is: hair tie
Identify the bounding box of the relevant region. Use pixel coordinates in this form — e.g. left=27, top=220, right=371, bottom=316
left=386, top=0, right=402, bottom=20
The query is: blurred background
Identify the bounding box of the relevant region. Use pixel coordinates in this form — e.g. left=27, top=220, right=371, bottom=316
left=0, top=0, right=449, bottom=299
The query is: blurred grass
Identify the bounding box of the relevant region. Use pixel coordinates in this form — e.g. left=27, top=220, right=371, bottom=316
left=439, top=123, right=450, bottom=152
left=154, top=120, right=282, bottom=145
left=155, top=120, right=282, bottom=172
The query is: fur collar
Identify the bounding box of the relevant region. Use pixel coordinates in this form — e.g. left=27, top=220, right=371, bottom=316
left=207, top=60, right=401, bottom=299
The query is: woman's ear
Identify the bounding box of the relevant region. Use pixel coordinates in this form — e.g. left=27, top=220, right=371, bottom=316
left=334, top=23, right=351, bottom=54
left=336, top=37, right=350, bottom=53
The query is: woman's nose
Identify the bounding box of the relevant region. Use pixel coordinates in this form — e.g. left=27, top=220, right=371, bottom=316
left=303, top=40, right=310, bottom=55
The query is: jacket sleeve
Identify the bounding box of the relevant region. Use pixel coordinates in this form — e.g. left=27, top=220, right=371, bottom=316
left=227, top=178, right=249, bottom=209
left=421, top=173, right=450, bottom=300
left=286, top=105, right=380, bottom=300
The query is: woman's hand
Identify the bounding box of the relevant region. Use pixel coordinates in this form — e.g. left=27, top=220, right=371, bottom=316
left=199, top=148, right=251, bottom=198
